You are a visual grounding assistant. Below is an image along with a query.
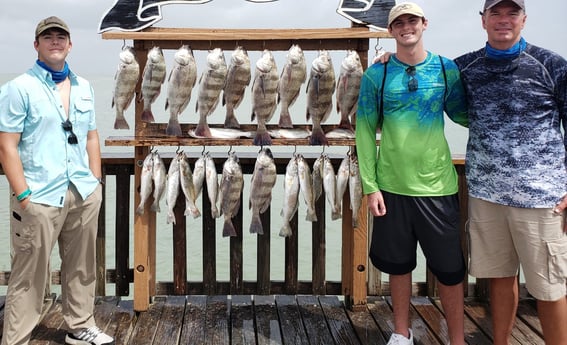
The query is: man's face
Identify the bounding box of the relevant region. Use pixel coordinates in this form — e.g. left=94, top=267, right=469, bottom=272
left=482, top=1, right=526, bottom=49
left=34, top=29, right=71, bottom=68
left=388, top=14, right=427, bottom=47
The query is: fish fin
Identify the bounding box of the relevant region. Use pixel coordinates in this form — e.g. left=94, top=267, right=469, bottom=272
left=305, top=210, right=318, bottom=222
left=114, top=118, right=130, bottom=130
left=166, top=211, right=176, bottom=225
left=278, top=108, right=293, bottom=129
left=193, top=123, right=212, bottom=138
left=135, top=204, right=145, bottom=215
left=224, top=108, right=240, bottom=129
left=222, top=219, right=237, bottom=237
left=331, top=210, right=342, bottom=220
left=309, top=127, right=328, bottom=146
left=253, top=131, right=273, bottom=146
left=337, top=117, right=353, bottom=131
left=185, top=205, right=201, bottom=219
left=279, top=223, right=292, bottom=237
left=211, top=206, right=220, bottom=219
left=150, top=201, right=160, bottom=213
left=249, top=213, right=264, bottom=235
left=141, top=110, right=155, bottom=123
left=166, top=119, right=183, bottom=136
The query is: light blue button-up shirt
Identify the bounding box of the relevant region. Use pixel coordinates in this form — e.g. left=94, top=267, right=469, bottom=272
left=0, top=63, right=99, bottom=207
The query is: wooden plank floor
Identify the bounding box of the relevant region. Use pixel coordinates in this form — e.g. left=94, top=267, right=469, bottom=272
left=0, top=295, right=545, bottom=344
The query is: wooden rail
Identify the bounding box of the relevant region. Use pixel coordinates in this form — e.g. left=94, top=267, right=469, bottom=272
left=1, top=154, right=492, bottom=308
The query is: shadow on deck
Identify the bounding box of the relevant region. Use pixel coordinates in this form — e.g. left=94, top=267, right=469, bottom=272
left=0, top=295, right=544, bottom=345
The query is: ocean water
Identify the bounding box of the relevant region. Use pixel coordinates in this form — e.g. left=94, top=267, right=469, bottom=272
left=0, top=68, right=468, bottom=296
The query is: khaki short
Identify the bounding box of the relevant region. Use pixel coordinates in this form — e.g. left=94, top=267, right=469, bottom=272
left=467, top=197, right=567, bottom=301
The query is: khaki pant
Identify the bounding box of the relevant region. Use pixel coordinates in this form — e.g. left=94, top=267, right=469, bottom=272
left=2, top=184, right=102, bottom=345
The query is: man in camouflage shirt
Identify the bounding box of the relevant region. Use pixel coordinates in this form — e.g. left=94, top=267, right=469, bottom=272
left=455, top=1, right=567, bottom=344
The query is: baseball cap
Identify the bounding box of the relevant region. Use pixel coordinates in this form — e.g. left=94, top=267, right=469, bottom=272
left=388, top=2, right=425, bottom=27
left=35, top=16, right=70, bottom=37
left=483, top=0, right=525, bottom=11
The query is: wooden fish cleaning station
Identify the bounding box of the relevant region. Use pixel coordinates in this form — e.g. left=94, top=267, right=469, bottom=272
left=102, top=25, right=391, bottom=312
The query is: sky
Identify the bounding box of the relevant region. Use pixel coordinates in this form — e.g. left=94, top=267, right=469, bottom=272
left=0, top=0, right=565, bottom=76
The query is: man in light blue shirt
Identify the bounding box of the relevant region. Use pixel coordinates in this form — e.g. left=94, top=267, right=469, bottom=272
left=0, top=16, right=114, bottom=345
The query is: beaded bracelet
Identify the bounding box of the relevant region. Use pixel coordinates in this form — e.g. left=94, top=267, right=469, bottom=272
left=16, top=188, right=31, bottom=202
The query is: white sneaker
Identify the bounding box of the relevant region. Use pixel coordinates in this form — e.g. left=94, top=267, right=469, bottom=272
left=387, top=329, right=414, bottom=345
left=65, top=326, right=114, bottom=345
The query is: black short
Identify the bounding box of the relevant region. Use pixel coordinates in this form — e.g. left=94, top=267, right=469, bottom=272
left=369, top=191, right=466, bottom=286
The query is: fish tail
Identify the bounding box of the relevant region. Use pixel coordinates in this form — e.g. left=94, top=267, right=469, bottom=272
left=166, top=118, right=183, bottom=136
left=150, top=201, right=160, bottom=213
left=184, top=205, right=201, bottom=219
left=166, top=211, right=176, bottom=225
left=114, top=117, right=130, bottom=130
left=253, top=131, right=272, bottom=146
left=331, top=209, right=342, bottom=220
left=211, top=206, right=220, bottom=219
left=223, top=219, right=237, bottom=237
left=135, top=203, right=145, bottom=215
left=224, top=109, right=241, bottom=129
left=278, top=108, right=293, bottom=128
left=141, top=109, right=155, bottom=123
left=309, top=127, right=328, bottom=146
left=279, top=222, right=292, bottom=237
left=194, top=123, right=212, bottom=138
left=305, top=208, right=318, bottom=222
left=337, top=116, right=353, bottom=131
left=249, top=213, right=264, bottom=235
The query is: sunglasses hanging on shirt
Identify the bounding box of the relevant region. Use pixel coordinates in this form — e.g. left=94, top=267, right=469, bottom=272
left=61, top=119, right=78, bottom=144
left=406, top=66, right=418, bottom=92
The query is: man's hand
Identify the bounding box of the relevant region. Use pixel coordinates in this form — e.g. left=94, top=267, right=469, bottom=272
left=553, top=194, right=567, bottom=232
left=372, top=51, right=393, bottom=65
left=367, top=191, right=387, bottom=217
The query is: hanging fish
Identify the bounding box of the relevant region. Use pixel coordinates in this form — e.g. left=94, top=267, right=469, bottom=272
left=219, top=152, right=244, bottom=237
left=222, top=46, right=251, bottom=129
left=150, top=151, right=167, bottom=213
left=166, top=152, right=181, bottom=224
left=322, top=154, right=341, bottom=220
left=297, top=154, right=317, bottom=222
left=306, top=50, right=336, bottom=145
left=140, top=46, right=167, bottom=123
left=205, top=153, right=220, bottom=219
left=194, top=48, right=227, bottom=137
left=335, top=154, right=350, bottom=216
left=249, top=148, right=277, bottom=234
left=349, top=153, right=363, bottom=228
left=179, top=152, right=201, bottom=219
left=135, top=151, right=154, bottom=215
left=165, top=45, right=198, bottom=136
left=251, top=49, right=279, bottom=146
left=112, top=46, right=139, bottom=130
left=336, top=49, right=363, bottom=131
left=280, top=154, right=300, bottom=237
left=277, top=44, right=306, bottom=128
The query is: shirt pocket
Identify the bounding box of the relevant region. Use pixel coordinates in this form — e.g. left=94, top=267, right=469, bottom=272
left=73, top=97, right=94, bottom=134
left=546, top=236, right=567, bottom=284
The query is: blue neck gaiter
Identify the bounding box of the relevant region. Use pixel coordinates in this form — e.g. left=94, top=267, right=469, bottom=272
left=36, top=60, right=70, bottom=83
left=485, top=37, right=527, bottom=60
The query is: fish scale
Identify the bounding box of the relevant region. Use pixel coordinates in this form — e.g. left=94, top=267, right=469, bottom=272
left=249, top=148, right=277, bottom=234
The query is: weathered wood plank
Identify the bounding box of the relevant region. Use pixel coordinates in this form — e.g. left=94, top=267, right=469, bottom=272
left=431, top=298, right=492, bottom=345
left=152, top=296, right=186, bottom=345
left=296, top=295, right=335, bottom=345
left=284, top=214, right=298, bottom=294
left=230, top=295, right=256, bottom=345
left=93, top=296, right=121, bottom=334
left=319, top=296, right=361, bottom=345
left=128, top=295, right=164, bottom=344
left=205, top=295, right=230, bottom=344
left=464, top=300, right=529, bottom=345
left=108, top=299, right=136, bottom=345
left=275, top=295, right=309, bottom=345
left=346, top=303, right=386, bottom=345
left=516, top=299, right=543, bottom=338
left=411, top=297, right=449, bottom=344
left=180, top=295, right=207, bottom=344
left=29, top=298, right=65, bottom=345
left=254, top=295, right=282, bottom=345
